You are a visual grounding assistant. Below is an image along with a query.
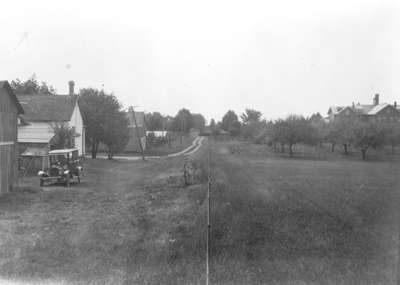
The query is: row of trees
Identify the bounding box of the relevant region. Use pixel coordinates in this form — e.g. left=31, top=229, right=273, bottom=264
left=211, top=109, right=400, bottom=160
left=12, top=76, right=206, bottom=159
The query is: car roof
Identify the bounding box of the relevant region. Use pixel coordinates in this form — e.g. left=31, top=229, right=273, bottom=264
left=48, top=148, right=78, bottom=155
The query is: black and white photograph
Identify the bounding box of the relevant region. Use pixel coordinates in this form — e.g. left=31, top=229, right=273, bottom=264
left=1, top=0, right=400, bottom=284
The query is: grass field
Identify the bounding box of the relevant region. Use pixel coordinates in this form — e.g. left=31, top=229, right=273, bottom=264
left=0, top=154, right=208, bottom=285
left=1, top=139, right=399, bottom=284
left=208, top=140, right=400, bottom=284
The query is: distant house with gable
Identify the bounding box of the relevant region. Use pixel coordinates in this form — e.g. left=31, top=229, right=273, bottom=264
left=326, top=94, right=400, bottom=123
left=124, top=107, right=147, bottom=152
left=17, top=81, right=85, bottom=171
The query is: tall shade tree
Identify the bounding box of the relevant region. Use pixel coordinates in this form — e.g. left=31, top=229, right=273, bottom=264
left=102, top=111, right=130, bottom=159
left=11, top=74, right=56, bottom=95
left=170, top=108, right=194, bottom=133
left=78, top=88, right=125, bottom=158
left=221, top=110, right=240, bottom=135
left=145, top=112, right=165, bottom=131
left=192, top=113, right=206, bottom=132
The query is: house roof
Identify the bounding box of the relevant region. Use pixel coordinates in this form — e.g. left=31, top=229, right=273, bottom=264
left=0, top=80, right=24, bottom=114
left=328, top=106, right=353, bottom=115
left=353, top=103, right=395, bottom=115
left=16, top=94, right=77, bottom=122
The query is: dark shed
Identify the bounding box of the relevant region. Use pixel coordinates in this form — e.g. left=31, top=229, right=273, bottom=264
left=0, top=80, right=24, bottom=194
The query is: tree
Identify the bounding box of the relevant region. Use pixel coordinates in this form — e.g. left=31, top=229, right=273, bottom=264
left=209, top=119, right=216, bottom=131
left=268, top=119, right=287, bottom=152
left=170, top=108, right=194, bottom=133
left=192, top=113, right=206, bottom=132
left=145, top=112, right=165, bottom=131
left=327, top=118, right=355, bottom=154
left=11, top=74, right=56, bottom=95
left=50, top=123, right=78, bottom=150
left=241, top=108, right=262, bottom=124
left=351, top=119, right=387, bottom=160
left=221, top=110, right=240, bottom=136
left=102, top=111, right=130, bottom=159
left=282, top=115, right=313, bottom=157
left=384, top=122, right=400, bottom=153
left=78, top=88, right=124, bottom=158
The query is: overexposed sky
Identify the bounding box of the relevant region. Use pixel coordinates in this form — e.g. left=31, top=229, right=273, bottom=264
left=1, top=0, right=399, bottom=121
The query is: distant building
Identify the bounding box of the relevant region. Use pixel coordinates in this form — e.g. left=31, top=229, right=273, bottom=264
left=16, top=81, right=85, bottom=172
left=326, top=94, right=400, bottom=123
left=124, top=108, right=146, bottom=152
left=0, top=80, right=24, bottom=194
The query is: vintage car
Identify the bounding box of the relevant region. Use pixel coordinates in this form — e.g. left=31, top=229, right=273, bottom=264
left=38, top=148, right=83, bottom=187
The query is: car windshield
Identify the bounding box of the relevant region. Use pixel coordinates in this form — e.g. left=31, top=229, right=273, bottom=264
left=49, top=153, right=69, bottom=165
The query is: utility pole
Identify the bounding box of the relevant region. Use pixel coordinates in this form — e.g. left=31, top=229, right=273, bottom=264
left=180, top=118, right=184, bottom=145
left=130, top=106, right=145, bottom=161
left=206, top=145, right=211, bottom=285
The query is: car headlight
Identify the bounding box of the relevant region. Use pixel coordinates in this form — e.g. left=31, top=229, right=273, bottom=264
left=38, top=170, right=45, bottom=176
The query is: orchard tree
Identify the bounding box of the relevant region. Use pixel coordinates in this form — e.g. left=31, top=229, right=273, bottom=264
left=384, top=122, right=400, bottom=153
left=269, top=119, right=288, bottom=152
left=327, top=118, right=355, bottom=154
left=283, top=115, right=313, bottom=157
left=351, top=120, right=387, bottom=160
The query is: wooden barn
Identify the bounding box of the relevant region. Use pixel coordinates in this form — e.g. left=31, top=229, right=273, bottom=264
left=0, top=81, right=24, bottom=194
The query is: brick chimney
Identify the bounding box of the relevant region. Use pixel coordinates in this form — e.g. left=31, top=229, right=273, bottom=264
left=68, top=81, right=75, bottom=95
left=373, top=93, right=379, bottom=105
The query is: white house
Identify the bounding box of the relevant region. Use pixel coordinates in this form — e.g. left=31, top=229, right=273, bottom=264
left=17, top=81, right=85, bottom=157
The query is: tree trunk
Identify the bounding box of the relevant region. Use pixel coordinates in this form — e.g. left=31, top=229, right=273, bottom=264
left=343, top=144, right=348, bottom=155
left=361, top=149, right=367, bottom=160
left=91, top=140, right=97, bottom=159
left=331, top=143, right=335, bottom=152
left=280, top=142, right=285, bottom=153
left=289, top=143, right=293, bottom=157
